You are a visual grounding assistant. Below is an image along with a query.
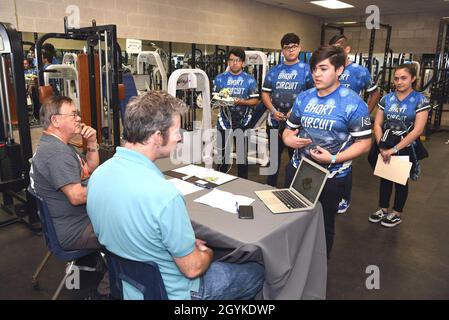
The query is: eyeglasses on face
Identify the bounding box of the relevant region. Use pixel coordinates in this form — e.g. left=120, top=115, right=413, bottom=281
left=228, top=58, right=243, bottom=63
left=282, top=44, right=299, bottom=51
left=56, top=110, right=81, bottom=118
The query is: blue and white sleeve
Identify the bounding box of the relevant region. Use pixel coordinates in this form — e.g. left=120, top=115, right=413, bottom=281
left=347, top=100, right=372, bottom=140
left=377, top=95, right=386, bottom=111
left=364, top=68, right=377, bottom=92
left=262, top=69, right=274, bottom=92
left=249, top=76, right=259, bottom=98
left=286, top=93, right=305, bottom=130
left=416, top=94, right=431, bottom=113
left=304, top=64, right=314, bottom=89
left=212, top=76, right=222, bottom=95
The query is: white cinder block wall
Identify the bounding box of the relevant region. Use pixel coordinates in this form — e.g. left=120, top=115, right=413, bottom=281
left=325, top=12, right=442, bottom=54
left=2, top=0, right=321, bottom=51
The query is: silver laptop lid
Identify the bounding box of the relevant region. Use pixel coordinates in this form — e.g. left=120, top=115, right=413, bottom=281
left=289, top=157, right=329, bottom=206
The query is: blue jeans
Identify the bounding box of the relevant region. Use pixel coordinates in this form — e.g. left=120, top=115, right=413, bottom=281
left=191, top=261, right=264, bottom=300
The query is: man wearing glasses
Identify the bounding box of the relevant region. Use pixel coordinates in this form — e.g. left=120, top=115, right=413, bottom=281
left=213, top=48, right=259, bottom=178
left=262, top=33, right=314, bottom=187
left=30, top=96, right=109, bottom=298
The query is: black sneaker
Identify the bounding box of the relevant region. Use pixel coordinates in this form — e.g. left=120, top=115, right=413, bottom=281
left=369, top=209, right=387, bottom=223
left=381, top=213, right=402, bottom=227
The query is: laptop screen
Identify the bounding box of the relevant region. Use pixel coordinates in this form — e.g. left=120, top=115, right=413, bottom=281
left=291, top=159, right=328, bottom=204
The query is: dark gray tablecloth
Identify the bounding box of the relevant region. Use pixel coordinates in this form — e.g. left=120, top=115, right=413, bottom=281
left=156, top=159, right=327, bottom=300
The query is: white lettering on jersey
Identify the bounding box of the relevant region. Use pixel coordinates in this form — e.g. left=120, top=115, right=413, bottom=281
left=386, top=113, right=407, bottom=122
left=278, top=71, right=298, bottom=80
left=276, top=82, right=299, bottom=90
left=388, top=105, right=407, bottom=113
left=300, top=116, right=336, bottom=131
left=304, top=102, right=336, bottom=115
left=339, top=73, right=350, bottom=81
left=230, top=87, right=244, bottom=95
left=227, top=79, right=244, bottom=86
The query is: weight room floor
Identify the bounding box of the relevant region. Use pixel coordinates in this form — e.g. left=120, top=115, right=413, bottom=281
left=1, top=127, right=448, bottom=300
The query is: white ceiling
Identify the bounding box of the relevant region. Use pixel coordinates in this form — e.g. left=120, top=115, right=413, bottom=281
left=255, top=0, right=449, bottom=18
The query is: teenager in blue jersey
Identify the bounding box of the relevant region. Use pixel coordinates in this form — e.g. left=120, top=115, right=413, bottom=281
left=262, top=33, right=314, bottom=187
left=369, top=64, right=430, bottom=228
left=329, top=34, right=381, bottom=214
left=213, top=48, right=260, bottom=178
left=283, top=46, right=372, bottom=258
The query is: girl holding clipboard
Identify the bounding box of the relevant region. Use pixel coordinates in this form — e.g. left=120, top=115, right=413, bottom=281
left=369, top=64, right=430, bottom=227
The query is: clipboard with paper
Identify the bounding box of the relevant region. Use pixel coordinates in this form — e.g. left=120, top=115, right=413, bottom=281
left=373, top=154, right=412, bottom=186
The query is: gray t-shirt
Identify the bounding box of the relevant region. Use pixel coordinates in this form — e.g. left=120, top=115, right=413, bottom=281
left=30, top=134, right=90, bottom=249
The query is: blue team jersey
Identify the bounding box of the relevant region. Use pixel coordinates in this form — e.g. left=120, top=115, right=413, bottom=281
left=287, top=85, right=372, bottom=177
left=339, top=63, right=376, bottom=95
left=262, top=61, right=314, bottom=128
left=213, top=71, right=259, bottom=129
left=378, top=91, right=430, bottom=128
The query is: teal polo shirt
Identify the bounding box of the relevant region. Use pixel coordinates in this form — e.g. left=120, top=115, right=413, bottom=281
left=86, top=147, right=199, bottom=300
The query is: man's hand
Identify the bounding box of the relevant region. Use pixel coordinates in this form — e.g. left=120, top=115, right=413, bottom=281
left=272, top=110, right=287, bottom=122
left=310, top=146, right=332, bottom=164
left=284, top=129, right=312, bottom=149
left=195, top=239, right=209, bottom=252
left=80, top=123, right=97, bottom=143
left=233, top=98, right=242, bottom=105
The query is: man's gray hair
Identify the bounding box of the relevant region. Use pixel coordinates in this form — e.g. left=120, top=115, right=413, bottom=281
left=123, top=91, right=187, bottom=144
left=39, top=96, right=74, bottom=129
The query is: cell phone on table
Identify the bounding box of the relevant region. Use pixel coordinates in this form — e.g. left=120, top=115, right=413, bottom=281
left=238, top=205, right=254, bottom=219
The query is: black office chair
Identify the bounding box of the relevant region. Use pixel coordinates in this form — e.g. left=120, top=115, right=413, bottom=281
left=28, top=187, right=98, bottom=300
left=105, top=249, right=168, bottom=300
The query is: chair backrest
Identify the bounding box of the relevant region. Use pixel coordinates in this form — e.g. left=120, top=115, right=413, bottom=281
left=27, top=186, right=96, bottom=261
left=105, top=249, right=168, bottom=300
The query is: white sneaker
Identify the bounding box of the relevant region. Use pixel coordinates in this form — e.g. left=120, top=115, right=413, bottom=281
left=381, top=213, right=402, bottom=227
left=369, top=209, right=387, bottom=223
left=337, top=199, right=350, bottom=214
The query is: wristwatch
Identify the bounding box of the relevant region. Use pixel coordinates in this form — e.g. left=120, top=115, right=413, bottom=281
left=392, top=145, right=399, bottom=154
left=87, top=144, right=99, bottom=152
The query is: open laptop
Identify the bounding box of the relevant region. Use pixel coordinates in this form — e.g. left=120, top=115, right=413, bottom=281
left=255, top=157, right=329, bottom=214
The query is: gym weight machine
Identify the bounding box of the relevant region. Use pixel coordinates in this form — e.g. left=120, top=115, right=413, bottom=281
left=0, top=22, right=39, bottom=231
left=426, top=17, right=449, bottom=134
left=35, top=18, right=123, bottom=162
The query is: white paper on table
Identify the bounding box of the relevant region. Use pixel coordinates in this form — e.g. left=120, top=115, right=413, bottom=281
left=167, top=178, right=204, bottom=196
left=173, top=165, right=237, bottom=185
left=194, top=189, right=255, bottom=214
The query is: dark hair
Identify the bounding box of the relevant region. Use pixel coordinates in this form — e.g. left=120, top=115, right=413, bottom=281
left=281, top=33, right=300, bottom=47
left=395, top=63, right=417, bottom=88
left=309, top=45, right=346, bottom=71
left=227, top=48, right=245, bottom=61
left=42, top=43, right=55, bottom=63
left=42, top=50, right=53, bottom=64
left=42, top=43, right=55, bottom=55
left=123, top=91, right=187, bottom=144
left=40, top=96, right=73, bottom=129
left=329, top=34, right=349, bottom=47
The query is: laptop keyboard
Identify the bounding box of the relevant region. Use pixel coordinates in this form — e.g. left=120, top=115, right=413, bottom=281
left=272, top=190, right=307, bottom=209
